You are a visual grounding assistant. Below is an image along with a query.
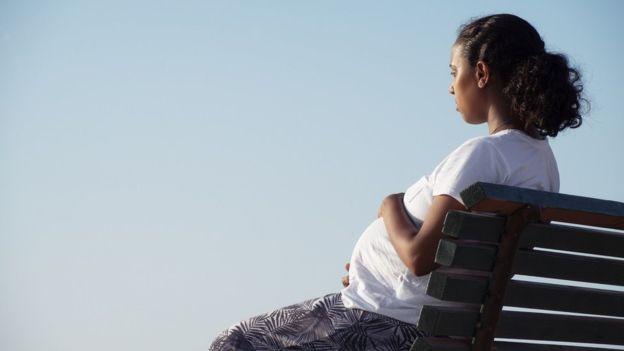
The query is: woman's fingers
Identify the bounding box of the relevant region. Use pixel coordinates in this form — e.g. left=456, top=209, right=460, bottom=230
left=342, top=262, right=351, bottom=286
left=341, top=275, right=349, bottom=287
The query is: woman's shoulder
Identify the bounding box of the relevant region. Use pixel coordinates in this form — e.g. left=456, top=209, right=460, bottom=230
left=433, top=135, right=507, bottom=175
left=488, top=129, right=550, bottom=146
left=451, top=134, right=500, bottom=156
left=455, top=129, right=549, bottom=154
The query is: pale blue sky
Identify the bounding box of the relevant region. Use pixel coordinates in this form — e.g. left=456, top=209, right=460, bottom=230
left=1, top=1, right=623, bottom=350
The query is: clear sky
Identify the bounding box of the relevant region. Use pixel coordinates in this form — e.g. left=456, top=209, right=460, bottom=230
left=2, top=1, right=623, bottom=350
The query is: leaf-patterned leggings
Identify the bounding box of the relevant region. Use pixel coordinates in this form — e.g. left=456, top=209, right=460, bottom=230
left=209, top=292, right=429, bottom=351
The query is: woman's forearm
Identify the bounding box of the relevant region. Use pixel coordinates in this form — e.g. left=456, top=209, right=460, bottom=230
left=381, top=194, right=421, bottom=272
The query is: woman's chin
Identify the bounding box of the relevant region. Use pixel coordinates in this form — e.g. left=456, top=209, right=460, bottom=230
left=460, top=113, right=485, bottom=125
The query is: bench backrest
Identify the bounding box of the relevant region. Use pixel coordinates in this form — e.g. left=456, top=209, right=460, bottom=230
left=410, top=182, right=624, bottom=351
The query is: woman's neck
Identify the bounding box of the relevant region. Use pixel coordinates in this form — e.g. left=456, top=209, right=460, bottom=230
left=485, top=98, right=524, bottom=135
left=487, top=117, right=523, bottom=135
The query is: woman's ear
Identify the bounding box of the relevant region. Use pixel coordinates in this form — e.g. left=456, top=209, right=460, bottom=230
left=475, top=61, right=490, bottom=88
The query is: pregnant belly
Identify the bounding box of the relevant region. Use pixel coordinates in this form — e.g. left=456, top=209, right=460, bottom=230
left=349, top=218, right=411, bottom=289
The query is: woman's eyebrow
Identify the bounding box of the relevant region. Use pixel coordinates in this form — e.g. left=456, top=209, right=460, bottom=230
left=449, top=64, right=456, bottom=69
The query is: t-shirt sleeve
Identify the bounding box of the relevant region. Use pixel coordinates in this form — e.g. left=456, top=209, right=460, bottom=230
left=431, top=137, right=508, bottom=205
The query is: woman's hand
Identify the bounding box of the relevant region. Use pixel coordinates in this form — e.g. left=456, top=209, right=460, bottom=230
left=378, top=193, right=405, bottom=218
left=341, top=262, right=350, bottom=287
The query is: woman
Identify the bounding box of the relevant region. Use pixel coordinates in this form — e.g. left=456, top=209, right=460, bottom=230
left=210, top=13, right=586, bottom=351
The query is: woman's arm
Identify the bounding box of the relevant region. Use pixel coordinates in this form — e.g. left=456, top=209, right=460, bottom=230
left=381, top=193, right=466, bottom=276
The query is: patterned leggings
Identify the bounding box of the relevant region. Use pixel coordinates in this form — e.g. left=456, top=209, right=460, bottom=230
left=209, top=292, right=429, bottom=351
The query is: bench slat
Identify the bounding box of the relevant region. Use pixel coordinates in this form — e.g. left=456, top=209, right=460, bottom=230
left=417, top=305, right=481, bottom=337
left=495, top=310, right=624, bottom=345
left=435, top=239, right=497, bottom=271
left=442, top=210, right=505, bottom=243
left=512, top=249, right=624, bottom=286
left=426, top=271, right=489, bottom=304
left=503, top=279, right=624, bottom=317
left=423, top=269, right=624, bottom=318
left=409, top=338, right=613, bottom=351
left=495, top=341, right=616, bottom=351
left=519, top=223, right=624, bottom=258
left=442, top=211, right=624, bottom=259
left=409, top=337, right=470, bottom=351
left=460, top=182, right=624, bottom=230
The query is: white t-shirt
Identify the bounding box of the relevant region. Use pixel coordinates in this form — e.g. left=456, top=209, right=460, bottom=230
left=340, top=129, right=559, bottom=325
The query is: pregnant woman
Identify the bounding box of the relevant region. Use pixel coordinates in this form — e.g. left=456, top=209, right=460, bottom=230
left=210, top=13, right=586, bottom=351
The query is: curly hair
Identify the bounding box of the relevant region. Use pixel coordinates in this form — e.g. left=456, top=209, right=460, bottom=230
left=455, top=14, right=589, bottom=137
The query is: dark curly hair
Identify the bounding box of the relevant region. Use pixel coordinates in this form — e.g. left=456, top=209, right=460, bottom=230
left=455, top=14, right=589, bottom=138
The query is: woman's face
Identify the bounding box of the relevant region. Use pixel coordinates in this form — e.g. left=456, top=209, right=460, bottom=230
left=449, top=44, right=487, bottom=124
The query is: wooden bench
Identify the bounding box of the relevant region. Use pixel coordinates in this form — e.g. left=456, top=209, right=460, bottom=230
left=409, top=182, right=624, bottom=351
